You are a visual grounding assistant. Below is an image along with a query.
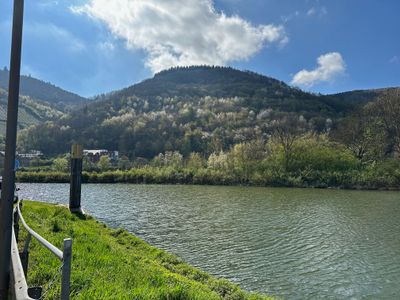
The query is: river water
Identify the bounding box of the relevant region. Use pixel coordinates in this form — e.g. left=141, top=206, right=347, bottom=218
left=18, top=183, right=400, bottom=299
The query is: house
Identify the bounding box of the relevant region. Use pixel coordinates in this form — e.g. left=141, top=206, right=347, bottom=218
left=84, top=149, right=119, bottom=163
left=17, top=150, right=43, bottom=167
left=0, top=150, right=43, bottom=168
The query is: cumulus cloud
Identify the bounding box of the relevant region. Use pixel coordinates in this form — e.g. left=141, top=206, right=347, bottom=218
left=71, top=0, right=287, bottom=73
left=291, top=52, right=346, bottom=87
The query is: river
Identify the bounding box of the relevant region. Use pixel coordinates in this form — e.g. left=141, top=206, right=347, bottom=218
left=18, top=183, right=400, bottom=299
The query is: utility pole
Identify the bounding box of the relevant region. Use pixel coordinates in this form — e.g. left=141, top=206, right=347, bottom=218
left=0, top=0, right=24, bottom=298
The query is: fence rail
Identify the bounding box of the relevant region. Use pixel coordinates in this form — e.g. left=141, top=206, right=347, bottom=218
left=11, top=200, right=72, bottom=300
left=10, top=226, right=31, bottom=300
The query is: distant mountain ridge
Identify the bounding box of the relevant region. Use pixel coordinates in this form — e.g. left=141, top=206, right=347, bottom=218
left=325, top=87, right=400, bottom=104
left=0, top=68, right=87, bottom=110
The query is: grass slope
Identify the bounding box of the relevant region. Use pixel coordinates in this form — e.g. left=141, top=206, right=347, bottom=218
left=18, top=201, right=272, bottom=300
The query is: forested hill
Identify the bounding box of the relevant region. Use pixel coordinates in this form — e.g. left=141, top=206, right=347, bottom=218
left=0, top=68, right=87, bottom=110
left=17, top=66, right=399, bottom=157
left=109, top=66, right=352, bottom=115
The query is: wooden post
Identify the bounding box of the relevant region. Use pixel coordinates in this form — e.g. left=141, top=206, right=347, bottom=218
left=69, top=144, right=83, bottom=214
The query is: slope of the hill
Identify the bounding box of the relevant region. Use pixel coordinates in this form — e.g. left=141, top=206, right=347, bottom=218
left=0, top=88, right=63, bottom=137
left=0, top=68, right=87, bottom=110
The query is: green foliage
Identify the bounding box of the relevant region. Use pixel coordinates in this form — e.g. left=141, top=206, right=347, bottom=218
left=83, top=156, right=97, bottom=172
left=16, top=135, right=400, bottom=189
left=187, top=152, right=205, bottom=169
left=288, top=135, right=360, bottom=172
left=152, top=151, right=183, bottom=169
left=29, top=158, right=52, bottom=167
left=52, top=156, right=69, bottom=173
left=19, top=201, right=271, bottom=299
left=98, top=155, right=111, bottom=172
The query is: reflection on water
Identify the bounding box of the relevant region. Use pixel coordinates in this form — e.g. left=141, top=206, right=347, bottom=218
left=19, top=183, right=400, bottom=299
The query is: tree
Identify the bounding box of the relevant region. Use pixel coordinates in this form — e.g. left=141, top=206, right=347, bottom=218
left=367, top=89, right=400, bottom=155
left=207, top=151, right=229, bottom=171
left=98, top=155, right=111, bottom=171
left=331, top=112, right=386, bottom=162
left=118, top=156, right=131, bottom=170
left=152, top=151, right=183, bottom=169
left=53, top=156, right=69, bottom=172
left=83, top=156, right=96, bottom=172
left=229, top=141, right=266, bottom=180
left=270, top=115, right=306, bottom=171
left=186, top=152, right=205, bottom=169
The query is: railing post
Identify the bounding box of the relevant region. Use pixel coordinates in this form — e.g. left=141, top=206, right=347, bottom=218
left=20, top=233, right=31, bottom=277
left=61, top=238, right=72, bottom=300
left=13, top=208, right=20, bottom=241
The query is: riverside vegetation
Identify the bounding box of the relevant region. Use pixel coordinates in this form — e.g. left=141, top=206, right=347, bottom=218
left=17, top=133, right=400, bottom=189
left=10, top=66, right=400, bottom=189
left=19, top=201, right=270, bottom=299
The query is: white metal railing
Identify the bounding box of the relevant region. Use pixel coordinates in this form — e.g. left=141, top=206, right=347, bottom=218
left=11, top=200, right=72, bottom=300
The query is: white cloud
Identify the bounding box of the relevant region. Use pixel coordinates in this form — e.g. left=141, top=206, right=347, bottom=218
left=27, top=23, right=86, bottom=53
left=390, top=55, right=399, bottom=64
left=71, top=0, right=287, bottom=73
left=307, top=7, right=316, bottom=16
left=281, top=11, right=300, bottom=23
left=306, top=6, right=327, bottom=17
left=291, top=52, right=346, bottom=87
left=35, top=0, right=59, bottom=9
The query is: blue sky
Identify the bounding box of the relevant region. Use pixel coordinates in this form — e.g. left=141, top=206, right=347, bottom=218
left=0, top=0, right=399, bottom=97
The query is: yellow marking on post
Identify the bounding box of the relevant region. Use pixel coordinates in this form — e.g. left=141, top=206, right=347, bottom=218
left=71, top=144, right=83, bottom=159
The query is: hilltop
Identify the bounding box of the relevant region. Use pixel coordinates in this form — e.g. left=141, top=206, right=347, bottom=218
left=108, top=66, right=352, bottom=115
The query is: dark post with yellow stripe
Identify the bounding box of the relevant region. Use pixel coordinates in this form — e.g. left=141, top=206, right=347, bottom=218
left=69, top=144, right=83, bottom=213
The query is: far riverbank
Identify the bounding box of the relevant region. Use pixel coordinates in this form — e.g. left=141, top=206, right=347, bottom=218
left=16, top=167, right=400, bottom=190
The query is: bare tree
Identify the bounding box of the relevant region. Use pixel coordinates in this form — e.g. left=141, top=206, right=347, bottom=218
left=270, top=114, right=306, bottom=171
left=367, top=89, right=400, bottom=155
left=331, top=111, right=386, bottom=161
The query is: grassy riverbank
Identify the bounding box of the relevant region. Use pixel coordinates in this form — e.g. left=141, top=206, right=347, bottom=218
left=18, top=201, right=271, bottom=299
left=16, top=161, right=400, bottom=190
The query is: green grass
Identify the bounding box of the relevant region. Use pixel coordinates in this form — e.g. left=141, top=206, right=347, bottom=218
left=18, top=201, right=272, bottom=300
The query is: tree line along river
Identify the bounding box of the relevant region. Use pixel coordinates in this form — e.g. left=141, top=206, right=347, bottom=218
left=19, top=183, right=400, bottom=299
